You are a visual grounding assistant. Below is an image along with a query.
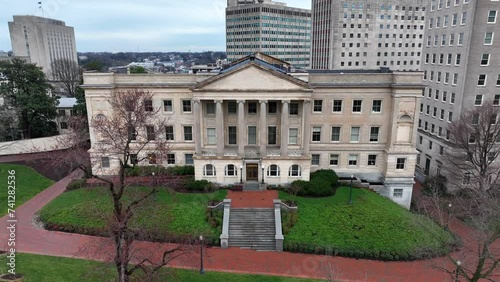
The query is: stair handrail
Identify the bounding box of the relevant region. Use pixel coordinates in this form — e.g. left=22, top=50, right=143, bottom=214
left=279, top=201, right=298, bottom=211
left=220, top=199, right=231, bottom=248
left=207, top=201, right=224, bottom=210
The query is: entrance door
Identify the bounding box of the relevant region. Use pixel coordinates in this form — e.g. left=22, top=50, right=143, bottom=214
left=246, top=164, right=258, bottom=181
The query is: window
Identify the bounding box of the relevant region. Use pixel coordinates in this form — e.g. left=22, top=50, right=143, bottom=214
left=184, top=126, right=193, bottom=141
left=167, top=154, right=175, bottom=164
left=227, top=101, right=237, bottom=114
left=289, top=128, right=298, bottom=144
left=350, top=127, right=360, bottom=142
left=165, top=126, right=174, bottom=140
left=461, top=12, right=467, bottom=25
left=367, top=155, right=377, bottom=166
left=130, top=154, right=138, bottom=165
left=248, top=102, right=257, bottom=114
left=484, top=32, right=494, bottom=45
left=182, top=100, right=192, bottom=112
left=312, top=127, right=322, bottom=142
left=451, top=93, right=456, bottom=104
left=453, top=73, right=458, bottom=85
left=145, top=99, right=153, bottom=112
left=228, top=126, right=237, bottom=145
left=448, top=112, right=453, bottom=122
left=330, top=154, right=339, bottom=166
left=443, top=91, right=448, bottom=102
left=348, top=154, right=358, bottom=166
left=478, top=74, right=487, bottom=86
left=481, top=54, right=490, bottom=66
left=60, top=122, right=68, bottom=129
left=58, top=109, right=66, bottom=117
left=125, top=99, right=134, bottom=112
left=463, top=172, right=471, bottom=185
left=475, top=95, right=483, bottom=106
left=148, top=153, right=156, bottom=165
left=331, top=127, right=341, bottom=142
left=288, top=165, right=302, bottom=177
left=494, top=95, right=500, bottom=106
left=146, top=126, right=155, bottom=141
left=101, top=157, right=110, bottom=168
left=313, top=100, right=323, bottom=112
left=441, top=109, right=445, bottom=120
left=372, top=100, right=382, bottom=112
left=472, top=114, right=479, bottom=125
left=488, top=10, right=497, bottom=23
left=267, top=165, right=280, bottom=176
left=207, top=128, right=216, bottom=144
left=128, top=126, right=137, bottom=141
left=206, top=102, right=215, bottom=115
left=456, top=54, right=461, bottom=65
left=225, top=164, right=237, bottom=176
left=429, top=141, right=433, bottom=150
left=396, top=158, right=406, bottom=169
left=268, top=101, right=277, bottom=114
left=458, top=33, right=464, bottom=45
left=248, top=126, right=257, bottom=145
left=452, top=13, right=458, bottom=26
left=163, top=100, right=173, bottom=112
left=307, top=147, right=321, bottom=162
left=497, top=75, right=500, bottom=86
left=289, top=103, right=299, bottom=115
left=204, top=164, right=216, bottom=176
left=333, top=100, right=343, bottom=112
left=449, top=34, right=455, bottom=46
left=352, top=100, right=362, bottom=112
left=440, top=146, right=444, bottom=156
left=185, top=154, right=194, bottom=165
left=268, top=126, right=277, bottom=145
left=393, top=189, right=403, bottom=198
left=370, top=127, right=380, bottom=142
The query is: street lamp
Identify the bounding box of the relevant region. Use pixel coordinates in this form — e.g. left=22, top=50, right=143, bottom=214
left=152, top=172, right=157, bottom=201
left=239, top=165, right=243, bottom=184
left=455, top=260, right=461, bottom=282
left=199, top=235, right=205, bottom=274
left=261, top=165, right=265, bottom=184
left=348, top=174, right=354, bottom=205
left=446, top=203, right=452, bottom=230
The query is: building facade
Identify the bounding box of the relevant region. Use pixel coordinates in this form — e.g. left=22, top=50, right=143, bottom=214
left=311, top=0, right=427, bottom=70
left=8, top=15, right=78, bottom=74
left=83, top=55, right=424, bottom=209
left=226, top=0, right=311, bottom=68
left=416, top=0, right=500, bottom=180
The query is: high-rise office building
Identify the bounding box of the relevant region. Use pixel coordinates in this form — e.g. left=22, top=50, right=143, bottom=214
left=311, top=0, right=427, bottom=70
left=416, top=0, right=500, bottom=181
left=226, top=0, right=311, bottom=68
left=8, top=15, right=78, bottom=74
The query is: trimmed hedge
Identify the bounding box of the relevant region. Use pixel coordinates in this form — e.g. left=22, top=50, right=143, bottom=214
left=290, top=169, right=338, bottom=197
left=66, top=179, right=86, bottom=191
left=124, top=165, right=194, bottom=177
left=185, top=180, right=214, bottom=192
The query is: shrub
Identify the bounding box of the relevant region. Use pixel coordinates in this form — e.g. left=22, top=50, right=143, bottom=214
left=66, top=179, right=86, bottom=191
left=124, top=166, right=169, bottom=177
left=167, top=165, right=195, bottom=176
left=186, top=180, right=213, bottom=192
left=310, top=169, right=339, bottom=187
left=291, top=170, right=337, bottom=197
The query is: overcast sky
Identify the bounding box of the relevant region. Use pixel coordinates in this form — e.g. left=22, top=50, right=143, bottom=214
left=0, top=0, right=310, bottom=53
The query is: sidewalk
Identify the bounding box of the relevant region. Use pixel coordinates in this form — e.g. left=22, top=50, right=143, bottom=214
left=1, top=173, right=497, bottom=281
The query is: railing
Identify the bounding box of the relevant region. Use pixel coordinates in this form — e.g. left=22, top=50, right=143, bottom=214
left=273, top=199, right=285, bottom=252
left=220, top=199, right=231, bottom=248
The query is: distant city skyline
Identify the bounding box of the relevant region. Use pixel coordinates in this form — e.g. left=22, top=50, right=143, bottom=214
left=0, top=0, right=311, bottom=53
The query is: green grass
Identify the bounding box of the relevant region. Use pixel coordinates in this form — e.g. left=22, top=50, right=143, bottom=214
left=0, top=164, right=54, bottom=217
left=0, top=253, right=318, bottom=282
left=280, top=188, right=456, bottom=260
left=39, top=187, right=227, bottom=239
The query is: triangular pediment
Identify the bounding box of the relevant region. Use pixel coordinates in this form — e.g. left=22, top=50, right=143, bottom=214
left=192, top=63, right=311, bottom=92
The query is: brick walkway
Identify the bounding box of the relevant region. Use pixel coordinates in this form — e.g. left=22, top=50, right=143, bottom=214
left=226, top=190, right=278, bottom=208
left=1, top=173, right=498, bottom=281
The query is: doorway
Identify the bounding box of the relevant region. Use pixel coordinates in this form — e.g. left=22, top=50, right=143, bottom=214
left=246, top=164, right=258, bottom=181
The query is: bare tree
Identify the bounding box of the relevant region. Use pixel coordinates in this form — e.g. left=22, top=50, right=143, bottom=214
left=50, top=58, right=81, bottom=97
left=420, top=102, right=500, bottom=281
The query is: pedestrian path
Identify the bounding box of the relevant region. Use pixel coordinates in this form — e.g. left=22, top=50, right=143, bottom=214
left=226, top=190, right=278, bottom=208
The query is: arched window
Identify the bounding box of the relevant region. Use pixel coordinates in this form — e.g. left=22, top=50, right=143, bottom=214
left=267, top=164, right=280, bottom=177
left=225, top=164, right=237, bottom=176
left=204, top=164, right=216, bottom=176
left=288, top=165, right=302, bottom=177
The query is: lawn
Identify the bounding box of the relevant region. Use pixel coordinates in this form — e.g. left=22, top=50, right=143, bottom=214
left=280, top=187, right=457, bottom=261
left=38, top=187, right=227, bottom=241
left=0, top=253, right=318, bottom=282
left=0, top=164, right=54, bottom=217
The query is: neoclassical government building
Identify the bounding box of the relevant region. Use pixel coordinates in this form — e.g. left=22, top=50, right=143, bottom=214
left=83, top=54, right=424, bottom=208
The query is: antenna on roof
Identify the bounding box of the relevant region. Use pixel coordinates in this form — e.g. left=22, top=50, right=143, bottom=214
left=38, top=1, right=45, bottom=17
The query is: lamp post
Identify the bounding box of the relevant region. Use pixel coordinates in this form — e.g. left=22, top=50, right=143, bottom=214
left=348, top=174, right=354, bottom=205
left=261, top=165, right=265, bottom=184
left=446, top=203, right=452, bottom=230
left=199, top=235, right=205, bottom=274
left=455, top=260, right=461, bottom=282
left=152, top=172, right=157, bottom=201
left=239, top=165, right=243, bottom=184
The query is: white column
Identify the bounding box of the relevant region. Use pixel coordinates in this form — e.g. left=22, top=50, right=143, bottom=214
left=216, top=100, right=224, bottom=156
left=259, top=100, right=267, bottom=157
left=302, top=100, right=311, bottom=155
left=238, top=100, right=245, bottom=156
left=193, top=99, right=201, bottom=155
left=280, top=100, right=289, bottom=157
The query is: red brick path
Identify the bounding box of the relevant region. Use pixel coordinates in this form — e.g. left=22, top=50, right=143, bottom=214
left=226, top=190, right=278, bottom=208
left=1, top=173, right=498, bottom=281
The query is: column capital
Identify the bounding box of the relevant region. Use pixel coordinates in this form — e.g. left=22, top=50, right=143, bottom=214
left=259, top=100, right=268, bottom=104
left=237, top=100, right=246, bottom=104
left=303, top=99, right=311, bottom=104
left=215, top=100, right=224, bottom=104
left=192, top=99, right=200, bottom=104
left=281, top=100, right=291, bottom=104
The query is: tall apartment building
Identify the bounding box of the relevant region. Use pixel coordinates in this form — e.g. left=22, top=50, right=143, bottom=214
left=311, top=0, right=427, bottom=70
left=8, top=15, right=78, bottom=74
left=417, top=0, right=500, bottom=181
left=226, top=0, right=311, bottom=68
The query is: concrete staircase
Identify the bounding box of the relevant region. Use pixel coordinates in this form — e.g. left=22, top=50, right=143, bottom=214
left=243, top=182, right=260, bottom=191
left=228, top=208, right=276, bottom=251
